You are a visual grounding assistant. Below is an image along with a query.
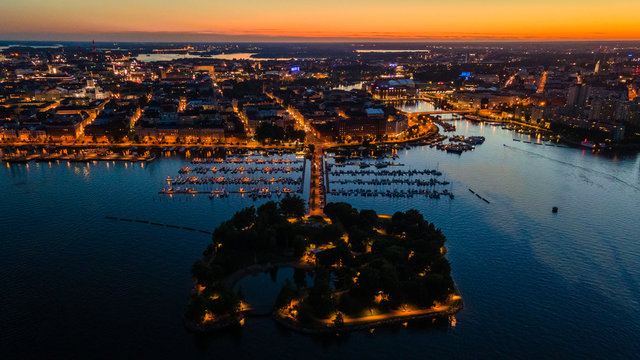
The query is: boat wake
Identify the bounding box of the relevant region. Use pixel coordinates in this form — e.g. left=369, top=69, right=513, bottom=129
left=503, top=145, right=640, bottom=192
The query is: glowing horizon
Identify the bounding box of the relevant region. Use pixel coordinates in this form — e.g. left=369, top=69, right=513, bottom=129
left=1, top=0, right=640, bottom=42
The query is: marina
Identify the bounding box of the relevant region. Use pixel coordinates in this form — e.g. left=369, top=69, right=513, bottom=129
left=327, top=157, right=455, bottom=200
left=159, top=153, right=306, bottom=200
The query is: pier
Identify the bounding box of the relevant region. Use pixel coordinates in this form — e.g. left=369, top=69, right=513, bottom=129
left=308, top=147, right=326, bottom=215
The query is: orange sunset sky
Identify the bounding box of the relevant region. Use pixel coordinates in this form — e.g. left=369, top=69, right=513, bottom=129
left=1, top=0, right=640, bottom=41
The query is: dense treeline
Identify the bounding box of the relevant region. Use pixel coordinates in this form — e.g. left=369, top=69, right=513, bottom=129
left=186, top=200, right=457, bottom=329
left=279, top=203, right=456, bottom=324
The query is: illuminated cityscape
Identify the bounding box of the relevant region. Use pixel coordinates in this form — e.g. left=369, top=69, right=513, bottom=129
left=1, top=2, right=640, bottom=359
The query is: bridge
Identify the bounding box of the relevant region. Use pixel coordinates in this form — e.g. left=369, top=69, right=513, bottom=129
left=401, top=110, right=474, bottom=116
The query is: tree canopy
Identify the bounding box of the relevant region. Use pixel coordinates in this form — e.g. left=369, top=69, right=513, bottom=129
left=186, top=200, right=457, bottom=329
left=254, top=123, right=305, bottom=144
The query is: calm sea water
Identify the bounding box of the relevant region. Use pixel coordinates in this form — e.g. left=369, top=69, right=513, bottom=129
left=1, top=106, right=639, bottom=358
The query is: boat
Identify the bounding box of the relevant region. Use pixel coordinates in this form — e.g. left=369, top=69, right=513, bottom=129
left=581, top=139, right=596, bottom=149
left=3, top=156, right=30, bottom=163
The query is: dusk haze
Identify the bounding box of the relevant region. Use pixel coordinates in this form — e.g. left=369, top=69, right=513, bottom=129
left=2, top=0, right=640, bottom=41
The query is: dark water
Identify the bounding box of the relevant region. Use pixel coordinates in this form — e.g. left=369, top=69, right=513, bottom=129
left=1, top=117, right=639, bottom=358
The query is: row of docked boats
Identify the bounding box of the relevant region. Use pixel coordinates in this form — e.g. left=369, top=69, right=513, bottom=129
left=329, top=188, right=454, bottom=199
left=432, top=118, right=457, bottom=132
left=330, top=178, right=450, bottom=186
left=178, top=166, right=303, bottom=174
left=243, top=188, right=301, bottom=201
left=442, top=142, right=474, bottom=154
left=159, top=187, right=301, bottom=198
left=1, top=152, right=156, bottom=163
left=190, top=157, right=302, bottom=164
left=168, top=176, right=302, bottom=186
left=425, top=135, right=485, bottom=154
left=159, top=187, right=199, bottom=194
left=358, top=161, right=395, bottom=169
left=407, top=134, right=448, bottom=147
left=449, top=135, right=486, bottom=145
left=331, top=161, right=405, bottom=169
left=328, top=168, right=443, bottom=177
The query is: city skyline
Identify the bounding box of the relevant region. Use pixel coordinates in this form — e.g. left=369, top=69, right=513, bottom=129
left=2, top=0, right=640, bottom=42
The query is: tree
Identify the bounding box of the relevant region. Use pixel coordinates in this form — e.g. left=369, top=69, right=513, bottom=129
left=308, top=267, right=336, bottom=318
left=255, top=122, right=285, bottom=144
left=279, top=195, right=306, bottom=218
left=275, top=280, right=298, bottom=308
left=284, top=126, right=305, bottom=143
left=338, top=292, right=363, bottom=316
left=185, top=293, right=208, bottom=322
left=231, top=206, right=256, bottom=230
left=347, top=226, right=368, bottom=253
left=257, top=201, right=281, bottom=225
left=191, top=260, right=214, bottom=284
left=324, top=202, right=359, bottom=228
left=333, top=312, right=344, bottom=328
left=269, top=267, right=279, bottom=282
left=358, top=209, right=379, bottom=229
left=209, top=287, right=241, bottom=315
left=311, top=223, right=344, bottom=246
left=293, top=268, right=307, bottom=288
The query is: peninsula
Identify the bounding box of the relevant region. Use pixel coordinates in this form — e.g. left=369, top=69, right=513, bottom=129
left=185, top=198, right=462, bottom=333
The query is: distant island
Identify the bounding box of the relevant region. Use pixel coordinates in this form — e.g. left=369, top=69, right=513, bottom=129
left=185, top=197, right=462, bottom=333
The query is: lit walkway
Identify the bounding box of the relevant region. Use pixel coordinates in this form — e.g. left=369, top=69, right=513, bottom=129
left=308, top=146, right=326, bottom=215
